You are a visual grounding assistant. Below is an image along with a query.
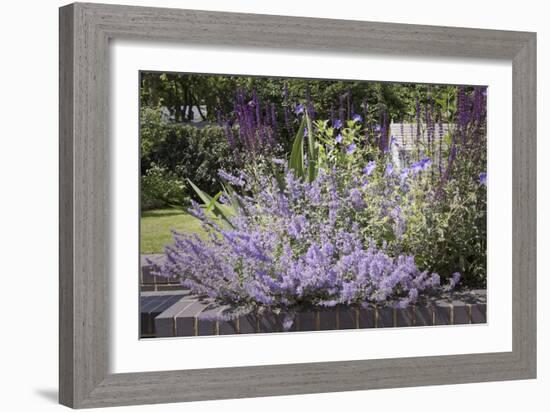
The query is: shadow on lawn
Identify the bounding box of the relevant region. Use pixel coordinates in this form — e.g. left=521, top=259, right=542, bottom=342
left=141, top=207, right=186, bottom=218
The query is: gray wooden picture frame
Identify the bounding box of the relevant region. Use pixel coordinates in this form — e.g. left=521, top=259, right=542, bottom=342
left=59, top=2, right=536, bottom=409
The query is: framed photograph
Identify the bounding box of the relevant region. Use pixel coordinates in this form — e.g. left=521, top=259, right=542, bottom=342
left=59, top=2, right=536, bottom=408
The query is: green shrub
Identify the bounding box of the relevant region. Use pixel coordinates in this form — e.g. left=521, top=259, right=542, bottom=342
left=141, top=121, right=234, bottom=203
left=160, top=125, right=231, bottom=195
left=141, top=164, right=188, bottom=210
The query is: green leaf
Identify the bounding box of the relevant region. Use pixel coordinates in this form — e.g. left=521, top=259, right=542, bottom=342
left=187, top=179, right=235, bottom=228
left=187, top=178, right=213, bottom=204
left=289, top=116, right=306, bottom=178
left=205, top=191, right=222, bottom=213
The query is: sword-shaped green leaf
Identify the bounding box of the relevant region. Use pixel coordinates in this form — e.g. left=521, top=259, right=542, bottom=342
left=289, top=116, right=306, bottom=179
left=205, top=191, right=222, bottom=213
left=187, top=178, right=235, bottom=228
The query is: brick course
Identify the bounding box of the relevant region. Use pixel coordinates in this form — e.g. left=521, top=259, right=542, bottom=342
left=141, top=290, right=487, bottom=338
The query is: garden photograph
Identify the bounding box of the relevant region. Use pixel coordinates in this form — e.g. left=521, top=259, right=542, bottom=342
left=139, top=72, right=488, bottom=338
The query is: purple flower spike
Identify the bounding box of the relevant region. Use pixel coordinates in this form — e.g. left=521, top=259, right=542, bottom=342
left=479, top=172, right=487, bottom=186
left=294, top=103, right=304, bottom=115
left=420, top=157, right=432, bottom=170
left=363, top=160, right=376, bottom=176
left=352, top=114, right=363, bottom=123
left=333, top=119, right=343, bottom=129
left=218, top=169, right=246, bottom=187
left=346, top=143, right=356, bottom=154
left=335, top=133, right=343, bottom=144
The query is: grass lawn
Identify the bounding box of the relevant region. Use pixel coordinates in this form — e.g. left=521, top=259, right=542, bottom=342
left=140, top=207, right=209, bottom=254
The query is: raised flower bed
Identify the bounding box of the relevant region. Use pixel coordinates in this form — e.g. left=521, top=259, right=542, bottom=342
left=140, top=257, right=486, bottom=338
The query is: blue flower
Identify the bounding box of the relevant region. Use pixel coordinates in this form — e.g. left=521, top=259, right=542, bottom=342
left=346, top=143, right=356, bottom=154
left=333, top=119, right=343, bottom=129
left=385, top=163, right=394, bottom=176
left=411, top=157, right=432, bottom=174
left=400, top=167, right=409, bottom=180
left=479, top=172, right=487, bottom=186
left=363, top=161, right=376, bottom=176
left=304, top=127, right=308, bottom=137
left=335, top=133, right=343, bottom=144
left=374, top=125, right=381, bottom=133
left=294, top=103, right=304, bottom=115
left=352, top=114, right=362, bottom=122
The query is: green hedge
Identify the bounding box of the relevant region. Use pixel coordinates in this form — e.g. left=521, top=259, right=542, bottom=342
left=141, top=110, right=234, bottom=209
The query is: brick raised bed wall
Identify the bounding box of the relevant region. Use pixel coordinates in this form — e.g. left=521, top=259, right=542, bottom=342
left=140, top=255, right=487, bottom=338
left=140, top=254, right=185, bottom=292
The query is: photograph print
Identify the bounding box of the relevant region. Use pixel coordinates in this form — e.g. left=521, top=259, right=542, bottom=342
left=139, top=72, right=488, bottom=338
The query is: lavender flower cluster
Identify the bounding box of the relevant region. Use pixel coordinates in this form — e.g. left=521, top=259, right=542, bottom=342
left=153, top=165, right=459, bottom=326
